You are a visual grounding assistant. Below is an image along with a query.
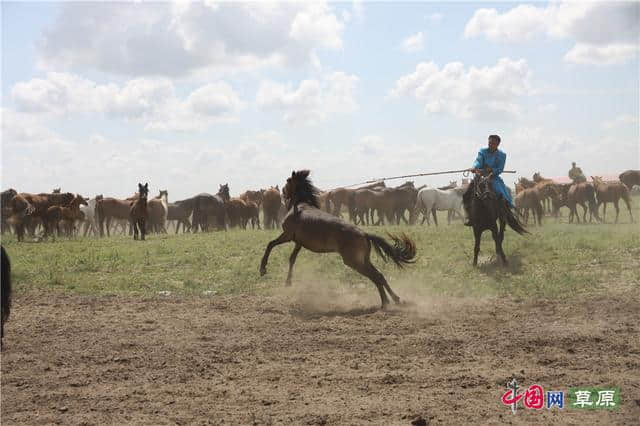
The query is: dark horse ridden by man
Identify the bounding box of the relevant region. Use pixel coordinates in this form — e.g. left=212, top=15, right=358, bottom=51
left=468, top=171, right=527, bottom=266
left=260, top=170, right=416, bottom=309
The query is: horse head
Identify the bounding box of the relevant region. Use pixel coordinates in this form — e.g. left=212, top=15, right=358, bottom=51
left=284, top=170, right=319, bottom=209
left=52, top=188, right=61, bottom=193
left=474, top=174, right=497, bottom=203
left=159, top=190, right=168, bottom=200
left=590, top=176, right=604, bottom=187
left=218, top=184, right=230, bottom=202
left=138, top=183, right=149, bottom=200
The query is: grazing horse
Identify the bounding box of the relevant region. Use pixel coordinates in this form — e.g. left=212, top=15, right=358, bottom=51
left=619, top=170, right=640, bottom=191
left=469, top=173, right=528, bottom=266
left=412, top=187, right=464, bottom=226
left=1, top=246, right=11, bottom=347
left=591, top=176, right=634, bottom=224
left=260, top=170, right=416, bottom=309
left=130, top=183, right=149, bottom=240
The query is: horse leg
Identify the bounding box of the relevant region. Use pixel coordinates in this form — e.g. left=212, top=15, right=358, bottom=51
left=140, top=218, right=146, bottom=240
left=623, top=197, right=634, bottom=223
left=473, top=227, right=482, bottom=266
left=431, top=208, right=438, bottom=226
left=260, top=232, right=292, bottom=276
left=613, top=200, right=620, bottom=224
left=285, top=243, right=302, bottom=286
left=344, top=255, right=393, bottom=308
left=602, top=202, right=607, bottom=223
left=493, top=223, right=507, bottom=266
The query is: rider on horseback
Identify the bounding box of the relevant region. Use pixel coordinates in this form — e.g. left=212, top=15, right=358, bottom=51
left=463, top=134, right=514, bottom=226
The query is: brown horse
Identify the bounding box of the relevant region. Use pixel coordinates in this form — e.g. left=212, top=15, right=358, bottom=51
left=130, top=183, right=149, bottom=240
left=262, top=186, right=282, bottom=230
left=44, top=194, right=88, bottom=237
left=591, top=176, right=634, bottom=223
left=567, top=183, right=600, bottom=224
left=243, top=201, right=261, bottom=229
left=168, top=201, right=192, bottom=233
left=1, top=189, right=18, bottom=234
left=514, top=188, right=543, bottom=226
left=260, top=170, right=416, bottom=309
left=619, top=170, right=640, bottom=191
left=225, top=198, right=248, bottom=228
left=239, top=189, right=264, bottom=207
left=97, top=196, right=133, bottom=237
left=327, top=181, right=385, bottom=217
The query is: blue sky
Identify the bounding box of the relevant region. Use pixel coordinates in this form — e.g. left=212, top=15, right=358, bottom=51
left=2, top=1, right=638, bottom=200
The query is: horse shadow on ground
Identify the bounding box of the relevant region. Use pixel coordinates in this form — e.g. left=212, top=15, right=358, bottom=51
left=476, top=251, right=525, bottom=276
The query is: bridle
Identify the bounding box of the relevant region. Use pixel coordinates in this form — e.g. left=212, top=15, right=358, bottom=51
left=473, top=172, right=496, bottom=201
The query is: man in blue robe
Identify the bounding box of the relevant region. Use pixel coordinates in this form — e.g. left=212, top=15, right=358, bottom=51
left=463, top=134, right=513, bottom=226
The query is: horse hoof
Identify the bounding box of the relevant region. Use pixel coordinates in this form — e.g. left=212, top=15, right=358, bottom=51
left=259, top=268, right=267, bottom=276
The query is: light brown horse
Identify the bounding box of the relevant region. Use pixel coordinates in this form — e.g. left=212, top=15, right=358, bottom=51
left=260, top=170, right=416, bottom=309
left=225, top=198, right=248, bottom=228
left=239, top=189, right=264, bottom=207
left=130, top=183, right=149, bottom=240
left=514, top=188, right=543, bottom=226
left=591, top=176, right=633, bottom=223
left=326, top=181, right=385, bottom=217
left=567, top=183, right=600, bottom=224
left=97, top=197, right=133, bottom=237
left=262, top=186, right=282, bottom=230
left=147, top=190, right=168, bottom=233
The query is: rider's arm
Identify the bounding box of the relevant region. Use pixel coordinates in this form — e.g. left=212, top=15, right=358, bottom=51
left=471, top=150, right=484, bottom=172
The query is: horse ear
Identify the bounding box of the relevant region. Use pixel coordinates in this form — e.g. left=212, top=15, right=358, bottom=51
left=291, top=171, right=295, bottom=178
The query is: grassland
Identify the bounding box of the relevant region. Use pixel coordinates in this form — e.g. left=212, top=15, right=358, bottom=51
left=2, top=200, right=638, bottom=301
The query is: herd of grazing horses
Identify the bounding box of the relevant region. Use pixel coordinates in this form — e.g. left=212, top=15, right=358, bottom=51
left=1, top=170, right=637, bottom=243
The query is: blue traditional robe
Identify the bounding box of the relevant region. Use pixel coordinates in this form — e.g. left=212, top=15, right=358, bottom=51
left=472, top=148, right=513, bottom=207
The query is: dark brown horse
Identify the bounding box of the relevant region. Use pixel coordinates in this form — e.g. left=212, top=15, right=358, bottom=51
left=469, top=173, right=527, bottom=266
left=130, top=183, right=149, bottom=240
left=619, top=170, right=640, bottom=191
left=191, top=184, right=230, bottom=232
left=591, top=176, right=634, bottom=223
left=260, top=170, right=416, bottom=309
left=168, top=201, right=193, bottom=233
left=567, top=183, right=600, bottom=224
left=1, top=189, right=18, bottom=234
left=1, top=246, right=11, bottom=348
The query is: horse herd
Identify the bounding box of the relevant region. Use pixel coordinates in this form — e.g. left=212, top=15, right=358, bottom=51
left=1, top=170, right=637, bottom=242
left=514, top=170, right=638, bottom=226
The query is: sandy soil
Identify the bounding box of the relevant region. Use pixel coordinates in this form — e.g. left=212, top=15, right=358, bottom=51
left=2, top=284, right=639, bottom=425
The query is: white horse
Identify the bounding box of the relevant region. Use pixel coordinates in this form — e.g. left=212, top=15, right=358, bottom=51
left=79, top=195, right=103, bottom=237
left=412, top=187, right=464, bottom=226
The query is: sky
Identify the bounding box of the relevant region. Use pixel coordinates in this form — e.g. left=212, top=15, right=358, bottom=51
left=1, top=1, right=639, bottom=200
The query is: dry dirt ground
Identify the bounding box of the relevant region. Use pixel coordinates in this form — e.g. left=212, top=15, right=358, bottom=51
left=2, top=284, right=639, bottom=425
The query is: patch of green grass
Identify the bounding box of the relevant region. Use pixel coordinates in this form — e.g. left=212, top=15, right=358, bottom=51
left=2, top=198, right=639, bottom=299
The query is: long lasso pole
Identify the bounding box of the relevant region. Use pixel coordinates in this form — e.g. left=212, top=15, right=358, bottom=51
left=342, top=169, right=517, bottom=188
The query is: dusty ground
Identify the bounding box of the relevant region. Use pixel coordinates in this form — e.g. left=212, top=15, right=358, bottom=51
left=1, top=284, right=639, bottom=425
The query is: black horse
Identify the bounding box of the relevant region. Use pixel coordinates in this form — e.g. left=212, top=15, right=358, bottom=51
left=469, top=173, right=527, bottom=266
left=191, top=184, right=230, bottom=232
left=2, top=245, right=12, bottom=348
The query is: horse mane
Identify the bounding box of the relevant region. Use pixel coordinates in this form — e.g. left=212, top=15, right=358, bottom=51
left=289, top=170, right=320, bottom=208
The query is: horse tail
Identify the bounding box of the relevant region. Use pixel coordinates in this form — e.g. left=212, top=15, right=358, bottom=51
left=501, top=204, right=529, bottom=235
left=2, top=246, right=12, bottom=340
left=366, top=233, right=416, bottom=267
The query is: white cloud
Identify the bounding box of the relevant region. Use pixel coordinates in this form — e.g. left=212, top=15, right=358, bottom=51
left=11, top=73, right=245, bottom=132
left=401, top=32, right=425, bottom=53
left=564, top=43, right=640, bottom=66
left=390, top=58, right=532, bottom=120
left=257, top=72, right=359, bottom=124
left=464, top=2, right=639, bottom=65
left=601, top=114, right=639, bottom=130
left=538, top=103, right=558, bottom=113
left=37, top=2, right=346, bottom=78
